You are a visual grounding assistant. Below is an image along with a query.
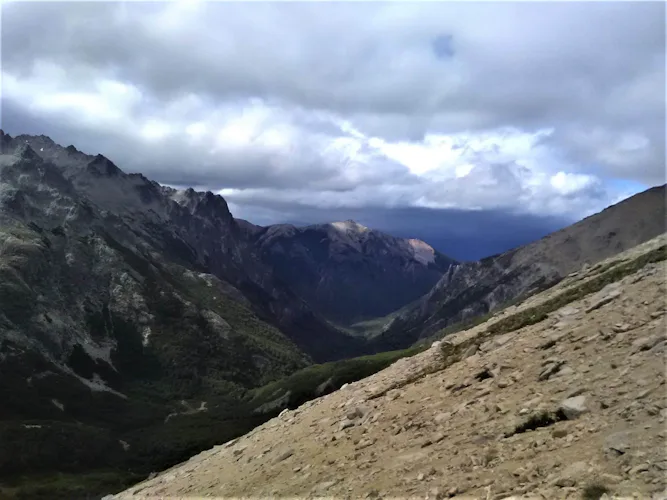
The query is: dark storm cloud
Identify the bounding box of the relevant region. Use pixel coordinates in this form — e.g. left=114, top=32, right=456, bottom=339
left=239, top=204, right=569, bottom=262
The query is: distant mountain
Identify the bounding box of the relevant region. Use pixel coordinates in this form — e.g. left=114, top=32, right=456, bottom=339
left=373, top=184, right=666, bottom=351
left=240, top=219, right=456, bottom=325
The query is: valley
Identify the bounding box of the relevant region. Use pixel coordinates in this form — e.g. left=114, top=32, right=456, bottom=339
left=0, top=131, right=664, bottom=499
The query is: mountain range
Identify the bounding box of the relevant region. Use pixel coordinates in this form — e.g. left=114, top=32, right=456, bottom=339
left=0, top=130, right=664, bottom=499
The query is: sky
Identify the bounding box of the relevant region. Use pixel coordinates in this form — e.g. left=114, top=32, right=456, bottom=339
left=1, top=1, right=665, bottom=260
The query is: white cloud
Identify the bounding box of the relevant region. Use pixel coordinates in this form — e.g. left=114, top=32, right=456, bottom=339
left=550, top=172, right=599, bottom=196
left=1, top=1, right=662, bottom=230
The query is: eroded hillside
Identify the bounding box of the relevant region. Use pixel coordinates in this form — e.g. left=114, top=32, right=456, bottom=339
left=116, top=234, right=667, bottom=500
left=375, top=185, right=666, bottom=351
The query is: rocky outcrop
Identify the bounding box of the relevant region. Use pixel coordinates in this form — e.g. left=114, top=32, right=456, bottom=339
left=242, top=219, right=456, bottom=325
left=374, top=184, right=667, bottom=350
left=115, top=235, right=667, bottom=500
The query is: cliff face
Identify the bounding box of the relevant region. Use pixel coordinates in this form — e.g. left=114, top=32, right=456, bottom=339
left=373, top=184, right=666, bottom=351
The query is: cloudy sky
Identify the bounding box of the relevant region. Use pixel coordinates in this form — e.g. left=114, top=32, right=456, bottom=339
left=2, top=1, right=664, bottom=260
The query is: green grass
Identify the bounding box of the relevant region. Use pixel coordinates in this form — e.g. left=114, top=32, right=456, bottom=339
left=506, top=410, right=567, bottom=437
left=588, top=258, right=628, bottom=276
left=421, top=287, right=537, bottom=347
left=487, top=244, right=667, bottom=337
left=0, top=470, right=142, bottom=500
left=581, top=482, right=610, bottom=500
left=248, top=344, right=427, bottom=412
left=342, top=314, right=396, bottom=338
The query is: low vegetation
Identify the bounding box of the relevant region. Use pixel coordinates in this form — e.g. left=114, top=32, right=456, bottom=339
left=581, top=482, right=611, bottom=500
left=506, top=410, right=567, bottom=437
left=248, top=344, right=427, bottom=411
left=487, top=244, right=667, bottom=337
left=0, top=471, right=141, bottom=500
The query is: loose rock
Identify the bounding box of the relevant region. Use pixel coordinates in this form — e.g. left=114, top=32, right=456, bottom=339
left=559, top=395, right=588, bottom=420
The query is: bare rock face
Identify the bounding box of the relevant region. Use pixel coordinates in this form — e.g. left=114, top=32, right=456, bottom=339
left=113, top=235, right=667, bottom=500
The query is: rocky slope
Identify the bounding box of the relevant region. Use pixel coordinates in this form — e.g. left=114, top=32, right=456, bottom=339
left=240, top=219, right=456, bottom=325
left=116, top=234, right=667, bottom=500
left=374, top=185, right=666, bottom=351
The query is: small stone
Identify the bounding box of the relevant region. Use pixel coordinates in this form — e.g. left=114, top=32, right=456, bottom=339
left=447, top=486, right=459, bottom=497
left=232, top=446, right=247, bottom=457
left=585, top=287, right=622, bottom=313
left=339, top=419, right=356, bottom=431
left=566, top=387, right=586, bottom=398
left=632, top=334, right=665, bottom=353
left=434, top=412, right=451, bottom=424
left=539, top=360, right=566, bottom=381
left=600, top=473, right=623, bottom=484
left=462, top=343, right=479, bottom=358
left=429, top=487, right=445, bottom=500
left=512, top=467, right=526, bottom=477
left=312, top=480, right=338, bottom=493
left=356, top=438, right=374, bottom=449
left=386, top=390, right=402, bottom=401
left=629, top=463, right=650, bottom=475
left=274, top=449, right=294, bottom=463
left=556, top=365, right=575, bottom=377
left=553, top=461, right=588, bottom=487
left=417, top=473, right=425, bottom=481
left=613, top=323, right=631, bottom=333
left=559, top=395, right=588, bottom=420
left=603, top=430, right=632, bottom=455
left=552, top=428, right=568, bottom=439
left=346, top=406, right=368, bottom=420
left=637, top=388, right=654, bottom=399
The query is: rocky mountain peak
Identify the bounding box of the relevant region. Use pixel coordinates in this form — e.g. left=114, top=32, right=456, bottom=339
left=0, top=129, right=12, bottom=151
left=14, top=143, right=42, bottom=162
left=86, top=154, right=122, bottom=177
